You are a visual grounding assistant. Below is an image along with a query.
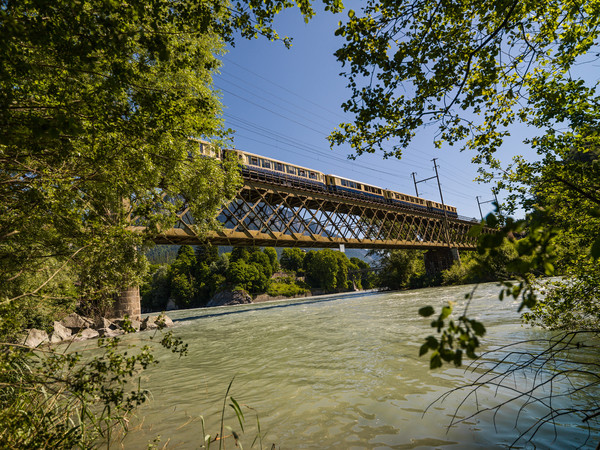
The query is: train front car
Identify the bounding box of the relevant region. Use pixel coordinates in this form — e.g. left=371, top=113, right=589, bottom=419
left=239, top=150, right=326, bottom=189
left=326, top=175, right=386, bottom=202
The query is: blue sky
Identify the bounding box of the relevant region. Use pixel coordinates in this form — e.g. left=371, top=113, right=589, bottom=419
left=214, top=6, right=537, bottom=220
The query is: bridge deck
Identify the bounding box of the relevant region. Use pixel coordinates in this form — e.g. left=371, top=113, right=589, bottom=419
left=135, top=173, right=484, bottom=249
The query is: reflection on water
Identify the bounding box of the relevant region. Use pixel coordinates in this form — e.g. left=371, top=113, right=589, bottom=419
left=119, top=283, right=599, bottom=449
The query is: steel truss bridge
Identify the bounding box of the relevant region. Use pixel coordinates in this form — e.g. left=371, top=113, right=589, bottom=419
left=144, top=170, right=484, bottom=250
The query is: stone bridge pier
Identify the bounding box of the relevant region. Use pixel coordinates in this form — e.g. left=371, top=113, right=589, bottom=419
left=424, top=248, right=461, bottom=275
left=112, top=285, right=141, bottom=320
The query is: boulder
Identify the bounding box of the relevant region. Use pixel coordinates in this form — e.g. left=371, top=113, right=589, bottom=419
left=206, top=289, right=252, bottom=307
left=74, top=328, right=99, bottom=341
left=94, top=317, right=118, bottom=331
left=23, top=329, right=49, bottom=348
left=112, top=318, right=141, bottom=332
left=50, top=321, right=72, bottom=343
left=97, top=328, right=124, bottom=338
left=60, top=313, right=93, bottom=331
left=140, top=314, right=173, bottom=331
left=158, top=314, right=174, bottom=328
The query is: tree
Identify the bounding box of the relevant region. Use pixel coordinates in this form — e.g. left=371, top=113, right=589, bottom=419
left=169, top=245, right=198, bottom=308
left=1, top=1, right=348, bottom=445
left=0, top=0, right=344, bottom=326
left=330, top=0, right=600, bottom=163
left=303, top=249, right=349, bottom=291
left=263, top=247, right=280, bottom=273
left=329, top=1, right=600, bottom=443
left=141, top=264, right=171, bottom=312
left=377, top=250, right=424, bottom=290
left=226, top=259, right=268, bottom=294
left=280, top=248, right=306, bottom=273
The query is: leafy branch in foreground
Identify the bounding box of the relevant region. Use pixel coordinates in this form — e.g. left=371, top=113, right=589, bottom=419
left=426, top=331, right=600, bottom=448
left=418, top=211, right=560, bottom=369
left=0, top=328, right=187, bottom=448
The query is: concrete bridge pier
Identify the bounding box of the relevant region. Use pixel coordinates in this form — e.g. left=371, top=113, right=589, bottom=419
left=424, top=248, right=460, bottom=275
left=112, top=285, right=141, bottom=321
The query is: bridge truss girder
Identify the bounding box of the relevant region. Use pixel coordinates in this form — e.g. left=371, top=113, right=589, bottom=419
left=148, top=180, right=481, bottom=249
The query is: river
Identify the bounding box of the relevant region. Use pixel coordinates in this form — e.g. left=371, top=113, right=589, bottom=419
left=118, top=282, right=599, bottom=449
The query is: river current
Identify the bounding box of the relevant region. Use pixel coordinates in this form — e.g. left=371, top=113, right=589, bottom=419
left=118, top=282, right=599, bottom=449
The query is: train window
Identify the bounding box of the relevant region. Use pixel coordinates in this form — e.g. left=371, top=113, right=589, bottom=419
left=298, top=169, right=306, bottom=177
left=262, top=160, right=271, bottom=169
left=250, top=157, right=258, bottom=165
left=275, top=162, right=284, bottom=172
left=309, top=172, right=316, bottom=179
left=286, top=165, right=295, bottom=174
left=341, top=179, right=347, bottom=186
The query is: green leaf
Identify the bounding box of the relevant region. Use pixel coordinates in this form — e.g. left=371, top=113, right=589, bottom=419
left=440, top=305, right=452, bottom=320
left=418, top=305, right=435, bottom=317
left=419, top=342, right=429, bottom=356
left=471, top=321, right=486, bottom=336
left=229, top=397, right=245, bottom=433
left=485, top=213, right=498, bottom=228
left=467, top=224, right=483, bottom=237
left=426, top=335, right=439, bottom=349
left=453, top=349, right=463, bottom=367
left=430, top=353, right=442, bottom=369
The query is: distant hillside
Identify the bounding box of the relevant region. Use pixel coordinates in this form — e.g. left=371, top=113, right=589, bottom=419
left=145, top=245, right=180, bottom=265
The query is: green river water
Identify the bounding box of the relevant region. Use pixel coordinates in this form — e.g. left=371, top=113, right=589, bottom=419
left=112, top=282, right=599, bottom=449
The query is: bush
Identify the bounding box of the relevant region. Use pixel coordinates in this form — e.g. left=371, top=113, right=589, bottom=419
left=267, top=277, right=310, bottom=297
left=0, top=329, right=187, bottom=448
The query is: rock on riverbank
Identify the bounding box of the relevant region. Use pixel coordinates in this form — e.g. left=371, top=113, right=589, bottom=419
left=22, top=312, right=174, bottom=348
left=206, top=289, right=252, bottom=307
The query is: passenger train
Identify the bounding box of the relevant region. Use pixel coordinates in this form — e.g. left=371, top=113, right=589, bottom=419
left=195, top=140, right=458, bottom=218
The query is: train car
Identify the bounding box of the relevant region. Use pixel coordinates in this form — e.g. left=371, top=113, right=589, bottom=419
left=325, top=175, right=386, bottom=201
left=193, top=138, right=219, bottom=158
left=192, top=138, right=460, bottom=217
left=426, top=200, right=459, bottom=217
left=445, top=204, right=458, bottom=218
left=385, top=189, right=458, bottom=217
left=384, top=190, right=428, bottom=211
left=426, top=200, right=446, bottom=214
left=234, top=149, right=326, bottom=188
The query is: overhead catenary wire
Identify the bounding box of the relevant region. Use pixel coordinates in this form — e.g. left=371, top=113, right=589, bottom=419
left=222, top=56, right=348, bottom=121
left=218, top=56, right=491, bottom=215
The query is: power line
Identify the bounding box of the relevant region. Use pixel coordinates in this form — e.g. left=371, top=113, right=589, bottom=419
left=218, top=86, right=329, bottom=135
left=222, top=56, right=348, bottom=121
left=225, top=113, right=431, bottom=178
left=215, top=79, right=332, bottom=133
left=218, top=69, right=340, bottom=125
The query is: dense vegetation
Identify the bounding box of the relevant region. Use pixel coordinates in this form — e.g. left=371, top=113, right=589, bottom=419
left=3, top=0, right=600, bottom=446
left=143, top=241, right=536, bottom=312
left=0, top=0, right=343, bottom=446
left=142, top=246, right=376, bottom=310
